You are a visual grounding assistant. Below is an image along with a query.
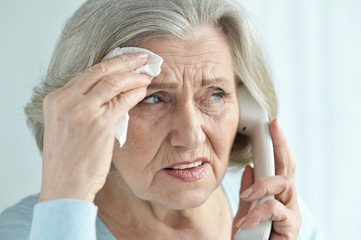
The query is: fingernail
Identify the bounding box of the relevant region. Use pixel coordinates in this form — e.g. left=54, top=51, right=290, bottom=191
left=240, top=188, right=253, bottom=199
left=135, top=52, right=148, bottom=60
left=274, top=118, right=281, bottom=128
left=236, top=217, right=247, bottom=228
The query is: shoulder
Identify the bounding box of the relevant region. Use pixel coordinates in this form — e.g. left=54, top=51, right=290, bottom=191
left=0, top=194, right=39, bottom=240
left=0, top=193, right=115, bottom=240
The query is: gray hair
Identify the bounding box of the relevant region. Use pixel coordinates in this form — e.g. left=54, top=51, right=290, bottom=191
left=25, top=0, right=277, bottom=168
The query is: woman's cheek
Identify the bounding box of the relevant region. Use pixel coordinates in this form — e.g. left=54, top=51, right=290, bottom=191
left=125, top=106, right=170, bottom=158
left=204, top=106, right=239, bottom=158
left=126, top=120, right=159, bottom=156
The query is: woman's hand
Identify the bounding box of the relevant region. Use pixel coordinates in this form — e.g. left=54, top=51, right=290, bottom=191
left=232, top=120, right=302, bottom=240
left=39, top=53, right=151, bottom=202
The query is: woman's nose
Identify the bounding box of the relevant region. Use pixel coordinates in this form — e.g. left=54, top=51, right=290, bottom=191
left=169, top=103, right=206, bottom=150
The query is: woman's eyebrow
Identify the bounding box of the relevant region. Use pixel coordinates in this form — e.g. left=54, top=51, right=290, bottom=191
left=147, top=77, right=229, bottom=90
left=201, top=77, right=229, bottom=86
left=147, top=82, right=178, bottom=90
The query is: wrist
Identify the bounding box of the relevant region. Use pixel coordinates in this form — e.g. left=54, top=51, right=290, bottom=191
left=39, top=183, right=97, bottom=203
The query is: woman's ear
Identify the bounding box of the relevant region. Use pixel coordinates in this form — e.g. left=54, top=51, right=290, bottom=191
left=229, top=133, right=252, bottom=167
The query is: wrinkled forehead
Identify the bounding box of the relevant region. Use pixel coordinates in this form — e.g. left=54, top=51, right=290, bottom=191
left=138, top=25, right=234, bottom=85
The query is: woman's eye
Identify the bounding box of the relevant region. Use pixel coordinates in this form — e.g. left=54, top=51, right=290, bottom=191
left=142, top=95, right=162, bottom=104
left=209, top=89, right=226, bottom=100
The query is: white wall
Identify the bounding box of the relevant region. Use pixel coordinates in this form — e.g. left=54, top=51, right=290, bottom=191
left=241, top=1, right=361, bottom=239
left=0, top=0, right=85, bottom=211
left=1, top=1, right=360, bottom=240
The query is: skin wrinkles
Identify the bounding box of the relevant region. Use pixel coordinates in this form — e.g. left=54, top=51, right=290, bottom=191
left=144, top=74, right=235, bottom=118
left=145, top=35, right=234, bottom=194
left=95, top=25, right=238, bottom=238
left=145, top=35, right=226, bottom=67
left=155, top=62, right=227, bottom=89
left=124, top=26, right=235, bottom=203
left=146, top=77, right=230, bottom=90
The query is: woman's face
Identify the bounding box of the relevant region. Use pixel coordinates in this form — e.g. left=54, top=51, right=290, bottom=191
left=112, top=26, right=239, bottom=209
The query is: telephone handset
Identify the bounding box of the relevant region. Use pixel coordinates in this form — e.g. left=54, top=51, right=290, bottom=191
left=234, top=86, right=275, bottom=240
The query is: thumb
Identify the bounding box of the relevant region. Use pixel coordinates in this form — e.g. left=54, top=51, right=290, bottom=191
left=232, top=165, right=254, bottom=237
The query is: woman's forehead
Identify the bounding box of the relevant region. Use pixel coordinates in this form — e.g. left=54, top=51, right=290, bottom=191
left=139, top=25, right=234, bottom=86
left=139, top=26, right=232, bottom=63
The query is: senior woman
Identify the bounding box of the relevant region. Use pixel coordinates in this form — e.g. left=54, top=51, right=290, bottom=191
left=0, top=0, right=321, bottom=239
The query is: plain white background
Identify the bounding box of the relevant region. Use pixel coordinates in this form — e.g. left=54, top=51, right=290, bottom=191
left=1, top=1, right=360, bottom=239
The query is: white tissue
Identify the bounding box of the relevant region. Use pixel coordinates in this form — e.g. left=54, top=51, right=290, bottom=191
left=102, top=47, right=163, bottom=147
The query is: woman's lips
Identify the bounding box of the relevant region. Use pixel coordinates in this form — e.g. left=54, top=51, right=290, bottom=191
left=163, top=158, right=209, bottom=182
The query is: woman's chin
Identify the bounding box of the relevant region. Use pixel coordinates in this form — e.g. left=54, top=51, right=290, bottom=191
left=155, top=189, right=215, bottom=210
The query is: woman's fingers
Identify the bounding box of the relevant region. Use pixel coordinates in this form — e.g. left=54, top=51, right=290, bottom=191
left=232, top=165, right=254, bottom=237
left=39, top=53, right=153, bottom=202
left=269, top=119, right=296, bottom=177
left=235, top=120, right=301, bottom=239
left=105, top=86, right=148, bottom=121
left=70, top=52, right=149, bottom=95
left=237, top=165, right=254, bottom=216
left=236, top=199, right=287, bottom=229
left=269, top=119, right=287, bottom=175
left=240, top=175, right=291, bottom=204
left=239, top=120, right=298, bottom=206
left=232, top=166, right=253, bottom=236
left=236, top=198, right=300, bottom=239
left=86, top=72, right=151, bottom=106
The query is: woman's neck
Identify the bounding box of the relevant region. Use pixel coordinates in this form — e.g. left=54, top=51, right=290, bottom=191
left=94, top=173, right=232, bottom=239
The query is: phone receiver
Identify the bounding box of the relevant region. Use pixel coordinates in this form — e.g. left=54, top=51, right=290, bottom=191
left=234, top=86, right=275, bottom=240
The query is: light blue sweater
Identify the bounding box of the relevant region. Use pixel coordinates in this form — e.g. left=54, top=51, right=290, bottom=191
left=0, top=168, right=322, bottom=239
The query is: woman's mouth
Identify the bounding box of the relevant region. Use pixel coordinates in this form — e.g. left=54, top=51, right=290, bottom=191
left=163, top=159, right=209, bottom=182
left=166, top=161, right=203, bottom=170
